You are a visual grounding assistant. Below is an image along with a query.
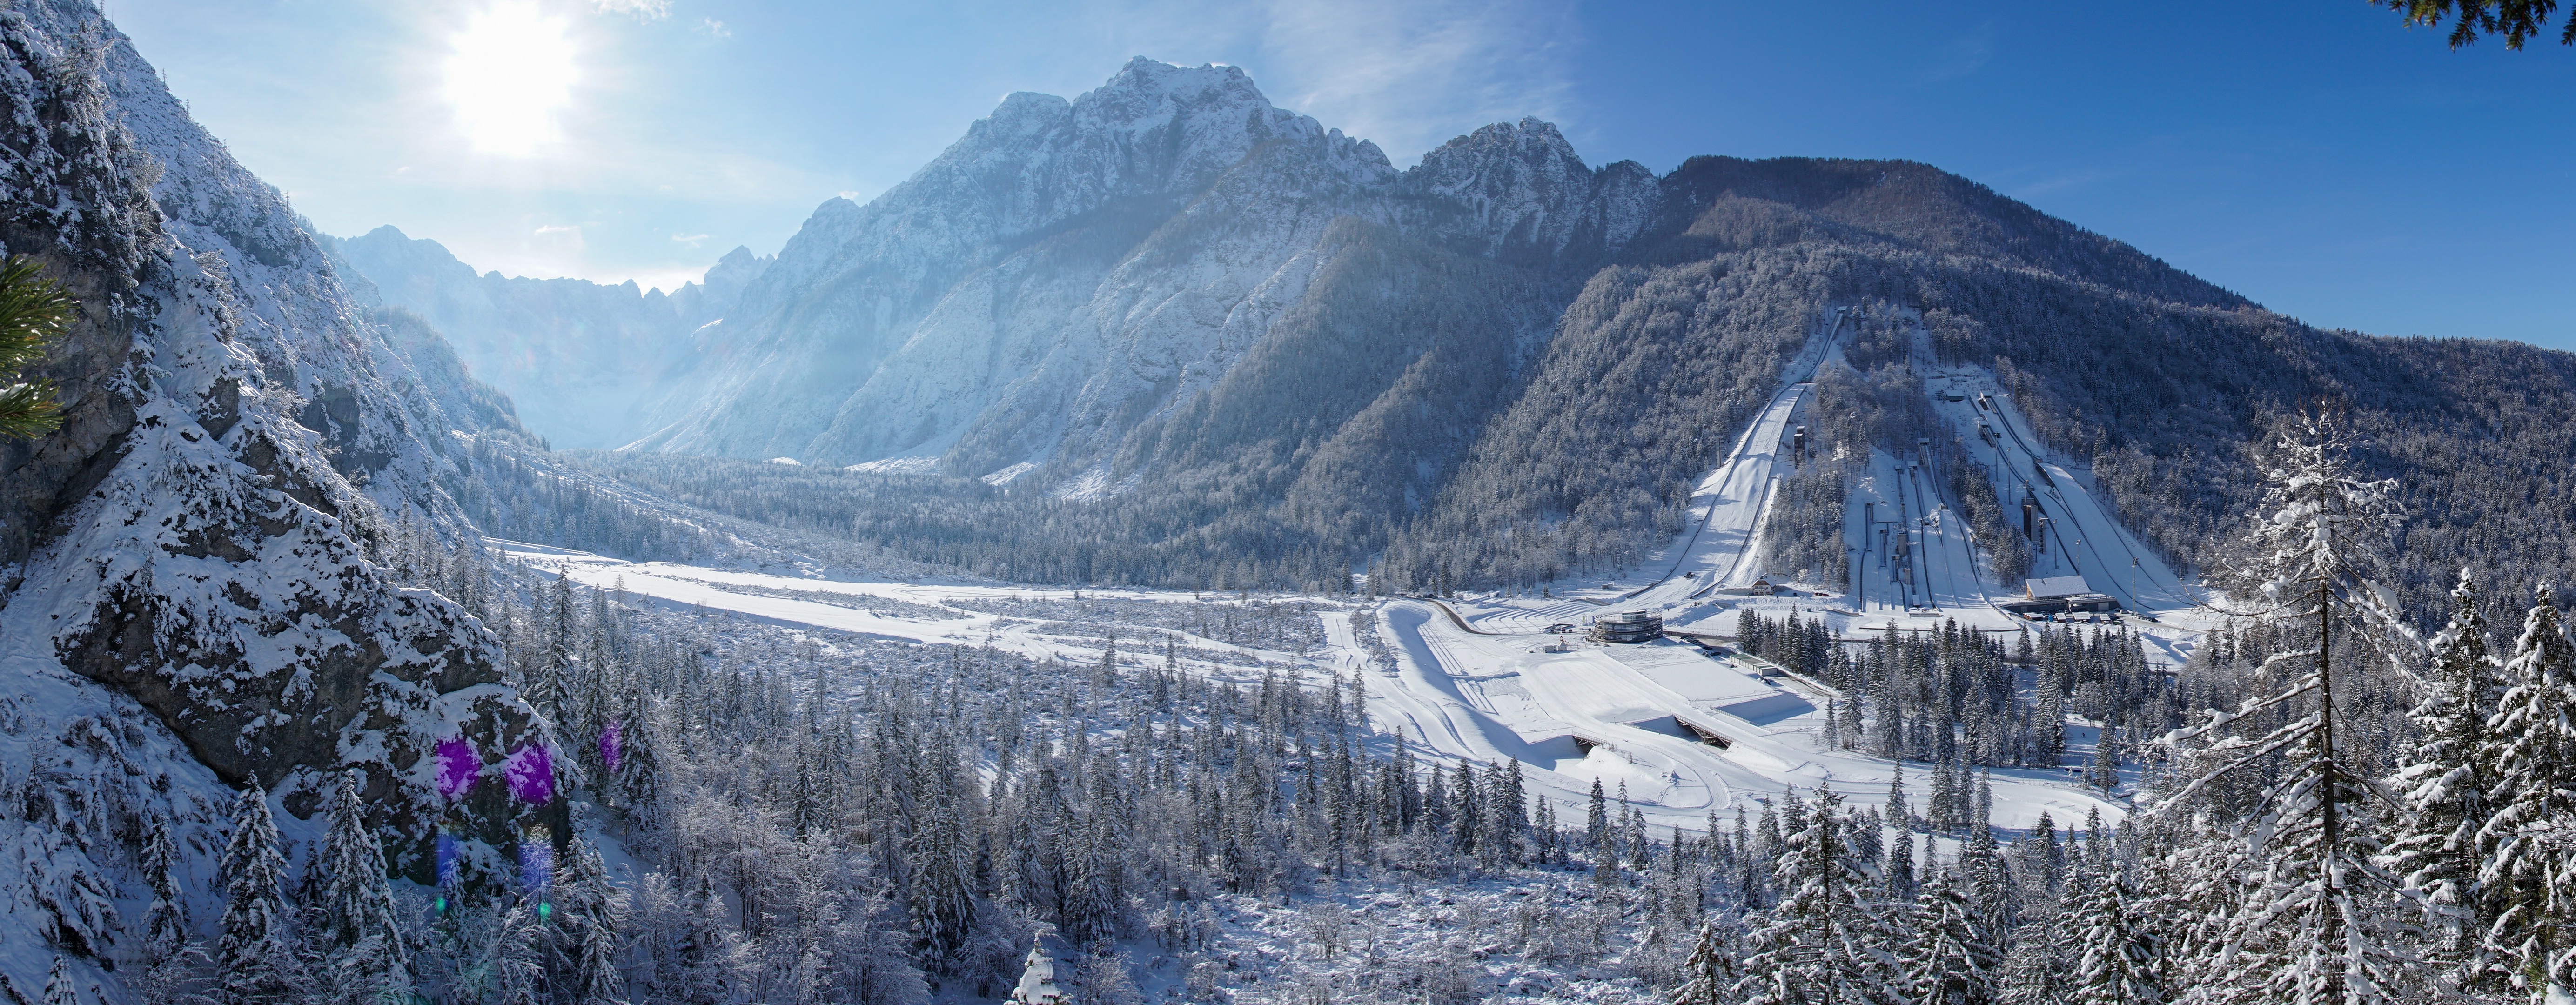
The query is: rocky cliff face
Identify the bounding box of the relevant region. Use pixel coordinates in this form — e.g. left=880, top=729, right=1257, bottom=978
left=0, top=0, right=546, bottom=982
left=628, top=58, right=1661, bottom=485
left=334, top=225, right=766, bottom=449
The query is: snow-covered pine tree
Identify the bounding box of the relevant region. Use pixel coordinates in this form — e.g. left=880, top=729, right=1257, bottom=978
left=2477, top=583, right=2576, bottom=996
left=216, top=783, right=303, bottom=1005
left=673, top=871, right=739, bottom=1005
left=2154, top=410, right=2424, bottom=1004
left=314, top=770, right=409, bottom=1003
left=1589, top=777, right=1611, bottom=859
left=2064, top=862, right=2162, bottom=1005
left=1929, top=758, right=1961, bottom=833
left=1889, top=829, right=1917, bottom=903
left=1733, top=785, right=1905, bottom=1005
left=557, top=836, right=625, bottom=1005
left=2381, top=568, right=2504, bottom=991
left=316, top=771, right=402, bottom=952
left=1900, top=867, right=1999, bottom=1005
left=1961, top=789, right=2014, bottom=932
left=2036, top=683, right=2066, bottom=768
left=140, top=812, right=188, bottom=965
left=2086, top=727, right=2120, bottom=793
left=1674, top=914, right=1745, bottom=1005
left=1994, top=932, right=2067, bottom=1005
left=42, top=957, right=75, bottom=1005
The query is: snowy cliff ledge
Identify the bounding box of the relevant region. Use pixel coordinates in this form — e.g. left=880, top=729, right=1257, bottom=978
left=0, top=0, right=548, bottom=990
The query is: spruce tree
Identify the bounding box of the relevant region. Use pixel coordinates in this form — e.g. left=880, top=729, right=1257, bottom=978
left=2086, top=727, right=2120, bottom=793
left=1901, top=868, right=1999, bottom=1005
left=1733, top=786, right=1904, bottom=1005
left=558, top=837, right=624, bottom=1005
left=140, top=814, right=188, bottom=965
left=315, top=771, right=409, bottom=1003
left=1675, top=915, right=1744, bottom=1004
left=2159, top=411, right=2424, bottom=1003
left=1994, top=933, right=2067, bottom=1005
left=1588, top=777, right=1611, bottom=859
left=2477, top=583, right=2576, bottom=995
left=216, top=784, right=302, bottom=1005
left=41, top=957, right=76, bottom=1005
left=2383, top=568, right=2504, bottom=990
left=316, top=771, right=403, bottom=953
left=2064, top=864, right=2162, bottom=1005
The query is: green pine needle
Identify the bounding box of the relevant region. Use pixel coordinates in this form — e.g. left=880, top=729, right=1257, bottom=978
left=0, top=255, right=74, bottom=441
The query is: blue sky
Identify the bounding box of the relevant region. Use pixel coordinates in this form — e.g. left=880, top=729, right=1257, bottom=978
left=111, top=0, right=2574, bottom=348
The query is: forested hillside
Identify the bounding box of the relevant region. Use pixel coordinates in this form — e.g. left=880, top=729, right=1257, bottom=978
left=538, top=138, right=2576, bottom=623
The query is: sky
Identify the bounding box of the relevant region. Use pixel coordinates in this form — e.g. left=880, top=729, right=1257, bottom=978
left=107, top=0, right=2576, bottom=348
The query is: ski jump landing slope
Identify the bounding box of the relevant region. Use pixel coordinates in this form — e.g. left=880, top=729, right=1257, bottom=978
left=1936, top=381, right=2202, bottom=616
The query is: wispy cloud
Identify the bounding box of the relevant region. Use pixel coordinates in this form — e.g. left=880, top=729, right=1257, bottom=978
left=1925, top=23, right=1996, bottom=82
left=1085, top=0, right=1583, bottom=165
left=591, top=0, right=671, bottom=21
left=1251, top=0, right=1581, bottom=163
left=671, top=232, right=712, bottom=246
left=694, top=18, right=731, bottom=39
left=530, top=222, right=587, bottom=254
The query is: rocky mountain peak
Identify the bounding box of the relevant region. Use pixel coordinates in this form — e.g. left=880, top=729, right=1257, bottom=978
left=1399, top=115, right=1651, bottom=264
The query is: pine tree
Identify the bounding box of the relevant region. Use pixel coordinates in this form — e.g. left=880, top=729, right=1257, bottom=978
left=1675, top=915, right=1744, bottom=1005
left=315, top=771, right=409, bottom=1003
left=2477, top=583, right=2576, bottom=995
left=2086, top=727, right=2120, bottom=793
left=41, top=957, right=76, bottom=1005
left=673, top=872, right=738, bottom=1005
left=140, top=814, right=188, bottom=965
left=1901, top=868, right=1999, bottom=1005
left=1733, top=786, right=1904, bottom=1005
left=216, top=784, right=302, bottom=1005
left=1995, top=933, right=2067, bottom=1005
left=558, top=837, right=625, bottom=1005
left=2382, top=568, right=2504, bottom=989
left=317, top=771, right=402, bottom=952
left=2064, top=864, right=2162, bottom=1005
left=2158, top=411, right=2423, bottom=1004
left=1929, top=758, right=1960, bottom=833
left=1889, top=829, right=1917, bottom=903
left=0, top=255, right=74, bottom=440
left=2035, top=684, right=2066, bottom=768
left=1588, top=777, right=1611, bottom=858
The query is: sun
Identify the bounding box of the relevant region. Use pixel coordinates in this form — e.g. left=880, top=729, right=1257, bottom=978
left=440, top=2, right=578, bottom=157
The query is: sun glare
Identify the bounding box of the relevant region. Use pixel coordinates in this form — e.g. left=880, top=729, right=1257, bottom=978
left=440, top=2, right=577, bottom=157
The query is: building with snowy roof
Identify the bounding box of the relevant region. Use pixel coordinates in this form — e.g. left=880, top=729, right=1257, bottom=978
left=2023, top=576, right=2091, bottom=599
left=1591, top=610, right=1664, bottom=643
left=2000, top=575, right=2118, bottom=616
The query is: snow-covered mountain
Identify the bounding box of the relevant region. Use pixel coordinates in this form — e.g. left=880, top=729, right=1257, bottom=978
left=333, top=227, right=770, bottom=449
left=0, top=0, right=549, bottom=986
left=625, top=58, right=1651, bottom=485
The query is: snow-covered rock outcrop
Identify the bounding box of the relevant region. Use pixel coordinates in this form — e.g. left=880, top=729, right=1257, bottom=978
left=0, top=0, right=547, bottom=988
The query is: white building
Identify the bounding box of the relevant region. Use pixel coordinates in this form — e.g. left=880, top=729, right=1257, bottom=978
left=2023, top=575, right=2091, bottom=600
